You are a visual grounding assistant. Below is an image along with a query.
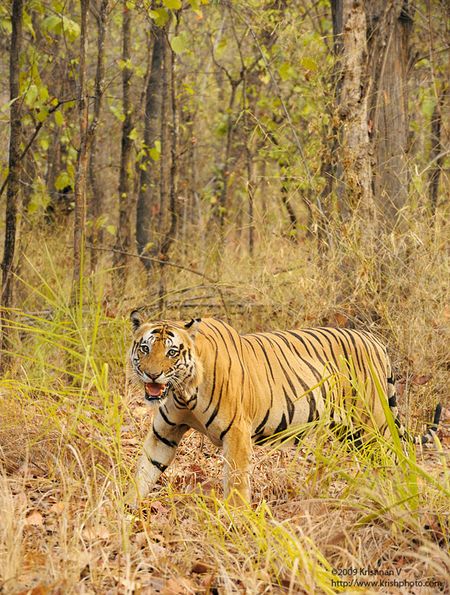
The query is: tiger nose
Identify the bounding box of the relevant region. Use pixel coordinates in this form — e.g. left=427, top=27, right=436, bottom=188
left=147, top=372, right=162, bottom=381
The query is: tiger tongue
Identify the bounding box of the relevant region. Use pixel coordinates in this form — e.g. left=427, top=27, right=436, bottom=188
left=145, top=382, right=166, bottom=397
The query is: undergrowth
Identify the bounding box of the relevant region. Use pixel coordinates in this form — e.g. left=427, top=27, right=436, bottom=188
left=0, top=212, right=449, bottom=593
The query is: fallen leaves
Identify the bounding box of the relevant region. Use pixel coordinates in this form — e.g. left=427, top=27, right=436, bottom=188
left=82, top=524, right=111, bottom=541
left=25, top=510, right=44, bottom=527
left=160, top=577, right=196, bottom=595
left=191, top=560, right=213, bottom=574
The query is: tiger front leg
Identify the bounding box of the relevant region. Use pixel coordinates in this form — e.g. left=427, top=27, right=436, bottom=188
left=126, top=410, right=187, bottom=509
left=222, top=423, right=253, bottom=506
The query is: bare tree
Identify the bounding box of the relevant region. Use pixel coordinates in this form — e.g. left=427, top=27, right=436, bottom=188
left=158, top=35, right=180, bottom=305
left=72, top=0, right=90, bottom=299
left=1, top=0, right=24, bottom=366
left=113, top=0, right=134, bottom=289
left=428, top=85, right=447, bottom=216
left=136, top=24, right=166, bottom=279
left=88, top=0, right=110, bottom=271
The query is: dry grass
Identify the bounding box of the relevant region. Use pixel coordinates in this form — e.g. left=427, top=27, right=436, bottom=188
left=1, top=210, right=449, bottom=594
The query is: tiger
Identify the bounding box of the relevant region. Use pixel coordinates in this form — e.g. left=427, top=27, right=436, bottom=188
left=125, top=311, right=441, bottom=507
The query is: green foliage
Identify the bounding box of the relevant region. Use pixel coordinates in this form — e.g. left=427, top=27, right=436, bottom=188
left=148, top=140, right=161, bottom=162
left=162, top=0, right=182, bottom=9
left=28, top=176, right=51, bottom=216
left=55, top=170, right=74, bottom=191
left=171, top=33, right=189, bottom=54
left=149, top=8, right=169, bottom=27
left=41, top=14, right=80, bottom=42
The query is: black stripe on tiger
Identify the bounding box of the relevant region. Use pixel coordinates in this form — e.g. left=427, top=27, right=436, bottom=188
left=200, top=331, right=219, bottom=413
left=150, top=459, right=168, bottom=473
left=159, top=406, right=177, bottom=427
left=220, top=410, right=237, bottom=441
left=273, top=331, right=328, bottom=402
left=153, top=425, right=178, bottom=448
left=261, top=334, right=309, bottom=396
left=243, top=336, right=274, bottom=408
left=252, top=408, right=271, bottom=438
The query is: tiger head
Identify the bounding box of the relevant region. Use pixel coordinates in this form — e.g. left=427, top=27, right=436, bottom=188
left=129, top=310, right=202, bottom=404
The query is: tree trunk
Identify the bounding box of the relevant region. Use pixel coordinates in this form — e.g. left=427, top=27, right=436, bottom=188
left=320, top=0, right=344, bottom=222
left=366, top=0, right=412, bottom=224
left=1, top=0, right=23, bottom=367
left=219, top=80, right=239, bottom=229
left=158, top=32, right=180, bottom=309
left=113, top=0, right=134, bottom=289
left=136, top=25, right=165, bottom=275
left=88, top=0, right=110, bottom=271
left=72, top=0, right=90, bottom=300
left=428, top=85, right=447, bottom=217
left=335, top=0, right=374, bottom=221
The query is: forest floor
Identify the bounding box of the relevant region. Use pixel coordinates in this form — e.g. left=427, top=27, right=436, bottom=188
left=1, top=216, right=449, bottom=594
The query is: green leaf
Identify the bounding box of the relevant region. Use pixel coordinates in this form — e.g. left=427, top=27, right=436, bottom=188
left=38, top=84, right=49, bottom=102
left=215, top=38, right=227, bottom=58
left=0, top=17, right=12, bottom=35
left=149, top=140, right=161, bottom=161
left=300, top=57, right=317, bottom=72
left=128, top=128, right=139, bottom=141
left=278, top=62, right=294, bottom=81
left=41, top=14, right=80, bottom=41
left=36, top=107, right=49, bottom=123
left=54, top=110, right=64, bottom=127
left=62, top=16, right=80, bottom=42
left=171, top=34, right=188, bottom=55
left=182, top=82, right=195, bottom=96
left=118, top=58, right=133, bottom=71
left=421, top=96, right=435, bottom=118
left=106, top=225, right=116, bottom=236
left=42, top=15, right=62, bottom=35
left=25, top=84, right=38, bottom=107
left=55, top=170, right=73, bottom=191
left=187, top=0, right=204, bottom=14
left=163, top=0, right=182, bottom=9
left=149, top=8, right=169, bottom=27
left=109, top=103, right=125, bottom=122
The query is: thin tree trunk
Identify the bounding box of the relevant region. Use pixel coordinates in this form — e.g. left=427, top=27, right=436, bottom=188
left=280, top=175, right=298, bottom=239
left=246, top=145, right=256, bottom=256
left=212, top=78, right=239, bottom=230
left=428, top=85, right=447, bottom=216
left=320, top=0, right=344, bottom=222
left=1, top=0, right=23, bottom=367
left=335, top=0, right=374, bottom=221
left=159, top=35, right=179, bottom=308
left=88, top=0, right=109, bottom=271
left=366, top=0, right=412, bottom=224
left=72, top=0, right=90, bottom=300
left=136, top=25, right=165, bottom=276
left=113, top=0, right=133, bottom=289
left=158, top=33, right=169, bottom=234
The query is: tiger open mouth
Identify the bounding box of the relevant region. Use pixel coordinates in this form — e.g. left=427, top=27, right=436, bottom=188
left=144, top=382, right=168, bottom=402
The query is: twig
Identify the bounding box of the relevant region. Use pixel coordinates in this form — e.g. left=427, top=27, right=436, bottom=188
left=85, top=242, right=232, bottom=323
left=86, top=242, right=218, bottom=282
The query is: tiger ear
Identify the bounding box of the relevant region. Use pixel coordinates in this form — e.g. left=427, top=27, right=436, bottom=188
left=130, top=309, right=145, bottom=332
left=184, top=318, right=201, bottom=337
